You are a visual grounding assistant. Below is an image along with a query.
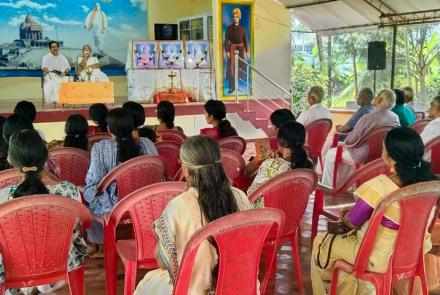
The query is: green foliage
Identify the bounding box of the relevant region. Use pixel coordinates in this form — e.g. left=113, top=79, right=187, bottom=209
left=292, top=22, right=440, bottom=108
left=291, top=56, right=328, bottom=113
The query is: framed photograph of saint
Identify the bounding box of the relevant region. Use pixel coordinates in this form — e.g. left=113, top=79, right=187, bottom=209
left=185, top=41, right=211, bottom=69
left=133, top=41, right=158, bottom=69
left=220, top=1, right=253, bottom=97
left=159, top=41, right=185, bottom=69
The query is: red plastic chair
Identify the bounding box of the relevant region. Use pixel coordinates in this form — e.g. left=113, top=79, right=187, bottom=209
left=332, top=126, right=393, bottom=188
left=305, top=118, right=333, bottom=168
left=415, top=111, right=426, bottom=121
left=0, top=168, right=21, bottom=189
left=173, top=208, right=285, bottom=295
left=158, top=130, right=187, bottom=145
left=155, top=141, right=182, bottom=181
left=221, top=149, right=245, bottom=185
left=200, top=127, right=219, bottom=140
left=219, top=136, right=247, bottom=155
left=311, top=158, right=392, bottom=244
left=424, top=135, right=440, bottom=174
left=329, top=180, right=440, bottom=295
left=0, top=195, right=91, bottom=294
left=87, top=133, right=112, bottom=151
left=48, top=147, right=90, bottom=186
left=105, top=182, right=187, bottom=295
left=247, top=169, right=318, bottom=292
left=96, top=155, right=165, bottom=202
left=409, top=119, right=431, bottom=134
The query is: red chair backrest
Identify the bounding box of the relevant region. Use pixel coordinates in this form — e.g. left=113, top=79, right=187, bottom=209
left=97, top=155, right=165, bottom=199
left=155, top=141, right=182, bottom=180
left=335, top=159, right=392, bottom=194
left=173, top=208, right=285, bottom=295
left=248, top=169, right=317, bottom=238
left=409, top=119, right=431, bottom=134
left=355, top=126, right=393, bottom=164
left=88, top=133, right=112, bottom=151
left=158, top=130, right=187, bottom=145
left=0, top=168, right=21, bottom=190
left=218, top=136, right=247, bottom=155
left=415, top=112, right=426, bottom=121
left=425, top=135, right=440, bottom=174
left=0, top=195, right=91, bottom=289
left=352, top=181, right=440, bottom=277
left=305, top=119, right=333, bottom=159
left=48, top=147, right=90, bottom=186
left=107, top=182, right=187, bottom=262
left=221, top=149, right=245, bottom=182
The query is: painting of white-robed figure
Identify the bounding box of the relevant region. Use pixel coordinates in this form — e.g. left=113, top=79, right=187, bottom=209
left=133, top=41, right=158, bottom=69
left=185, top=41, right=210, bottom=69
left=159, top=41, right=184, bottom=69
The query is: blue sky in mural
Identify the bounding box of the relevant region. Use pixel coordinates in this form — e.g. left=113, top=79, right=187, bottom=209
left=0, top=0, right=148, bottom=62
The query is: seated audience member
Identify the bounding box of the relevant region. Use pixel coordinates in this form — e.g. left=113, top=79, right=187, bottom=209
left=420, top=95, right=440, bottom=161
left=321, top=89, right=400, bottom=188
left=0, top=130, right=87, bottom=294
left=13, top=100, right=45, bottom=139
left=247, top=121, right=313, bottom=207
left=392, top=89, right=416, bottom=128
left=122, top=101, right=146, bottom=137
left=47, top=114, right=89, bottom=151
left=153, top=100, right=184, bottom=133
left=88, top=103, right=108, bottom=134
left=84, top=108, right=157, bottom=256
left=245, top=108, right=296, bottom=175
left=134, top=135, right=252, bottom=295
left=0, top=114, right=34, bottom=171
left=336, top=87, right=375, bottom=134
left=296, top=86, right=331, bottom=128
left=138, top=127, right=159, bottom=143
left=403, top=86, right=416, bottom=113
left=77, top=44, right=108, bottom=82
left=312, top=128, right=436, bottom=295
left=201, top=100, right=238, bottom=139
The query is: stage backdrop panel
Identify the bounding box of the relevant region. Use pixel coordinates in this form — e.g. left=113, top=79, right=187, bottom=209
left=0, top=0, right=148, bottom=77
left=220, top=1, right=253, bottom=97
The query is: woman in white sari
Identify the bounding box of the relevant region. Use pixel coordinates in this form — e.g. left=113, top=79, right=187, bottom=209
left=134, top=135, right=252, bottom=294
left=77, top=44, right=108, bottom=82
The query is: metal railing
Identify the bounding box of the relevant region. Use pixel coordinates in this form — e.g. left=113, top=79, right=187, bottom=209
left=233, top=51, right=292, bottom=114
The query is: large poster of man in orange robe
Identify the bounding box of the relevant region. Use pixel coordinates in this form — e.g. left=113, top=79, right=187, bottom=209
left=221, top=3, right=252, bottom=97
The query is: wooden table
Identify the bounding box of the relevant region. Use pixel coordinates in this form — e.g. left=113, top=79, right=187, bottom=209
left=58, top=82, right=115, bottom=105
left=153, top=91, right=190, bottom=104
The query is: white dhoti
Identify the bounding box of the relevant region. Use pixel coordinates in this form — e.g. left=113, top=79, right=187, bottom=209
left=43, top=72, right=68, bottom=104
left=78, top=69, right=109, bottom=82
left=321, top=147, right=356, bottom=188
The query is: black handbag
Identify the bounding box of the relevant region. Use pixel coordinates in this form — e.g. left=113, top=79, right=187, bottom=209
left=316, top=221, right=352, bottom=269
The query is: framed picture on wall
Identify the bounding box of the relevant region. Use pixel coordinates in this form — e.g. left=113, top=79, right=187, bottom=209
left=132, top=41, right=159, bottom=69
left=185, top=41, right=211, bottom=69
left=220, top=0, right=253, bottom=97
left=159, top=41, right=185, bottom=69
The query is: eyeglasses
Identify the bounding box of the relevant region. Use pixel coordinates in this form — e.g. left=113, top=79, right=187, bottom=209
left=50, top=46, right=59, bottom=49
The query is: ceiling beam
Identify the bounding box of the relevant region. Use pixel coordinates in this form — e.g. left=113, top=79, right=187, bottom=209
left=362, top=0, right=396, bottom=15
left=286, top=0, right=338, bottom=9
left=380, top=8, right=440, bottom=27
left=314, top=23, right=380, bottom=35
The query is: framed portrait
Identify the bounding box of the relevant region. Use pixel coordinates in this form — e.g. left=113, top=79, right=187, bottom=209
left=132, top=41, right=158, bottom=69
left=184, top=41, right=211, bottom=69
left=159, top=41, right=185, bottom=69
left=220, top=0, right=253, bottom=97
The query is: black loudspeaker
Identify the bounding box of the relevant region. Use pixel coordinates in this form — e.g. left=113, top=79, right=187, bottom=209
left=368, top=41, right=386, bottom=70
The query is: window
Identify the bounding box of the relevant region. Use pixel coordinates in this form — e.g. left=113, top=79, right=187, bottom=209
left=179, top=15, right=213, bottom=41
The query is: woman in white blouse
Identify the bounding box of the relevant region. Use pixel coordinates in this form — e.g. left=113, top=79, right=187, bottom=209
left=77, top=44, right=108, bottom=82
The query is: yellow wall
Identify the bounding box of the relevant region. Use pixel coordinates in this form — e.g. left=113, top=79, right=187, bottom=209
left=212, top=0, right=291, bottom=100
left=147, top=0, right=212, bottom=38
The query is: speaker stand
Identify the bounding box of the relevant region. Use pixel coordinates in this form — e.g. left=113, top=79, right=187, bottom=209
left=373, top=69, right=377, bottom=94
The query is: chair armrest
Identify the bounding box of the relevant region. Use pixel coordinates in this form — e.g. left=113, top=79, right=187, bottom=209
left=334, top=259, right=354, bottom=273
left=317, top=183, right=335, bottom=195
